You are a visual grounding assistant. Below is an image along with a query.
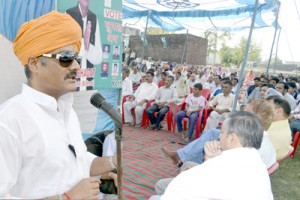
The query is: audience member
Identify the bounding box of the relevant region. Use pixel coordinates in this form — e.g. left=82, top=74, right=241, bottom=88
left=124, top=71, right=158, bottom=127
left=204, top=80, right=237, bottom=130
left=266, top=96, right=293, bottom=160
left=146, top=76, right=178, bottom=130
left=175, top=83, right=206, bottom=144
left=176, top=78, right=190, bottom=101
left=275, top=82, right=296, bottom=110
left=122, top=68, right=133, bottom=98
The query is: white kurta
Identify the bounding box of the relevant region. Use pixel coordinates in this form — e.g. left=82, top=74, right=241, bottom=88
left=162, top=148, right=273, bottom=200
left=0, top=84, right=96, bottom=198
left=122, top=77, right=133, bottom=98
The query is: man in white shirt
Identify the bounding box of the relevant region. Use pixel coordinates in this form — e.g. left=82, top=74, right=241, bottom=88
left=129, top=65, right=142, bottom=85
left=146, top=76, right=178, bottom=130
left=122, top=68, right=133, bottom=98
left=67, top=0, right=102, bottom=91
left=154, top=67, right=162, bottom=84
left=173, top=71, right=181, bottom=88
left=0, top=11, right=116, bottom=199
left=123, top=71, right=158, bottom=127
left=186, top=74, right=198, bottom=88
left=204, top=80, right=237, bottom=130
left=152, top=111, right=273, bottom=200
left=202, top=75, right=214, bottom=92
left=275, top=82, right=296, bottom=110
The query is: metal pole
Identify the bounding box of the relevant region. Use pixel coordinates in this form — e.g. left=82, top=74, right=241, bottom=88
left=232, top=0, right=260, bottom=112
left=115, top=127, right=122, bottom=199
left=141, top=10, right=150, bottom=60
left=266, top=2, right=281, bottom=76
left=273, top=28, right=281, bottom=74
left=181, top=29, right=189, bottom=64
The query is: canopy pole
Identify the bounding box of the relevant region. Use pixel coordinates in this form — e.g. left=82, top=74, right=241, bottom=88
left=141, top=10, right=150, bottom=60
left=266, top=2, right=281, bottom=76
left=181, top=29, right=189, bottom=64
left=232, top=0, right=259, bottom=112
left=273, top=28, right=281, bottom=74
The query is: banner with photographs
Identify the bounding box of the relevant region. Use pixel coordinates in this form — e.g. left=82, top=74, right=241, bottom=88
left=57, top=0, right=122, bottom=90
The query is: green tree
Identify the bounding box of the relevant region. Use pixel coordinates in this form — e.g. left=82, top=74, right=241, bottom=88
left=232, top=37, right=262, bottom=67
left=219, top=36, right=262, bottom=68
left=203, top=31, right=231, bottom=55
left=219, top=44, right=234, bottom=68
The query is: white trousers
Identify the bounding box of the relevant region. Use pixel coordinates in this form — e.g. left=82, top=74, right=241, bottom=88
left=124, top=101, right=146, bottom=124
left=204, top=111, right=227, bottom=130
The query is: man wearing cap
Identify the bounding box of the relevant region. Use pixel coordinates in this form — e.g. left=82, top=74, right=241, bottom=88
left=0, top=11, right=116, bottom=199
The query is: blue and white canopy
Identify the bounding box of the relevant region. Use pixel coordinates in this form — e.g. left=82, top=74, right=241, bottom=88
left=0, top=0, right=55, bottom=41
left=123, top=0, right=280, bottom=31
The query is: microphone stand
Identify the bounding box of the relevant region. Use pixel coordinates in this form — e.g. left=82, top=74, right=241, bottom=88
left=115, top=125, right=122, bottom=199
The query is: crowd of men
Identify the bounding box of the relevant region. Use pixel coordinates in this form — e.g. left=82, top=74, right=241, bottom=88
left=122, top=59, right=298, bottom=199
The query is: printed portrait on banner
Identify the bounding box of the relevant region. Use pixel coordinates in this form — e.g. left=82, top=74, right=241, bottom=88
left=57, top=0, right=122, bottom=90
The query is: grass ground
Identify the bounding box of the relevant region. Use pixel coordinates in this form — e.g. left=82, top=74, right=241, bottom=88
left=271, top=151, right=300, bottom=200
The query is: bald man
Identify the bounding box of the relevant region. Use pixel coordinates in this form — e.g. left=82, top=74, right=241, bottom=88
left=0, top=11, right=116, bottom=199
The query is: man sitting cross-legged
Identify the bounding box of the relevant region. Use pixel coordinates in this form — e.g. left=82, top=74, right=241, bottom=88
left=123, top=71, right=158, bottom=127
left=162, top=99, right=276, bottom=167
left=150, top=111, right=273, bottom=200
left=175, top=83, right=206, bottom=144
left=146, top=76, right=179, bottom=130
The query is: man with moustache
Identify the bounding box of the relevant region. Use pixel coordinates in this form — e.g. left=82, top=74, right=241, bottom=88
left=0, top=11, right=116, bottom=199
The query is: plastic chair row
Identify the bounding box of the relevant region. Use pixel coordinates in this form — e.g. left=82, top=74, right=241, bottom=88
left=121, top=95, right=154, bottom=127
left=291, top=131, right=300, bottom=158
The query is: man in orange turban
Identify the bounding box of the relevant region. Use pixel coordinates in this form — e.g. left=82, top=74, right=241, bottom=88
left=0, top=11, right=117, bottom=199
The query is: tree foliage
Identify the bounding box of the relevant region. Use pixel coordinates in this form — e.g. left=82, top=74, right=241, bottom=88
left=219, top=36, right=262, bottom=67
left=203, top=31, right=231, bottom=54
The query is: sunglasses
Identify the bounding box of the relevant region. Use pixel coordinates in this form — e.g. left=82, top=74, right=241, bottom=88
left=41, top=52, right=81, bottom=68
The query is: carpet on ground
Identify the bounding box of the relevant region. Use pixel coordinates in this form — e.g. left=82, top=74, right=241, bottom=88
left=122, top=126, right=183, bottom=199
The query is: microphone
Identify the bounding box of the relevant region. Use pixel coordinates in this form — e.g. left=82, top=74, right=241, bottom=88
left=90, top=93, right=122, bottom=129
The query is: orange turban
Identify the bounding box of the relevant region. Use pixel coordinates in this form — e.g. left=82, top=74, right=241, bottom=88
left=14, top=11, right=82, bottom=66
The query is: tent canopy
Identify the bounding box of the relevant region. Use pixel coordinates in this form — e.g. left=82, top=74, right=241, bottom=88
left=123, top=0, right=280, bottom=31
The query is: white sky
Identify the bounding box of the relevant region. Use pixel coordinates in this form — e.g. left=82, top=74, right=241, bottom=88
left=238, top=0, right=300, bottom=62
left=186, top=0, right=300, bottom=62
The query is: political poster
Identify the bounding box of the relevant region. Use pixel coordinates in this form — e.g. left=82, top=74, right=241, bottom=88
left=57, top=0, right=122, bottom=90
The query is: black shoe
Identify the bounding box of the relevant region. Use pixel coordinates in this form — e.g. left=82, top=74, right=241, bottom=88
left=154, top=124, right=164, bottom=131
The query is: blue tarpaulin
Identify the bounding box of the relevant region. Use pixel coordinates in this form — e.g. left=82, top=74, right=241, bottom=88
left=122, top=0, right=280, bottom=31
left=0, top=0, right=55, bottom=41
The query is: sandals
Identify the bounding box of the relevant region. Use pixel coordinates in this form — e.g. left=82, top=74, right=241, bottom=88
left=180, top=132, right=187, bottom=140
left=124, top=122, right=135, bottom=127
left=135, top=123, right=141, bottom=128
left=178, top=138, right=190, bottom=145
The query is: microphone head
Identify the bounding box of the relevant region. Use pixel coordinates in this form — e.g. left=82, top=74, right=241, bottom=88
left=90, top=93, right=105, bottom=108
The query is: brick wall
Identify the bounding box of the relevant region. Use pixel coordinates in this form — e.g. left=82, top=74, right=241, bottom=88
left=128, top=34, right=208, bottom=65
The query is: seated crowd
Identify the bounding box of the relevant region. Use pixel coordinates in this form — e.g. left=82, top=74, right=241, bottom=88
left=122, top=59, right=299, bottom=199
